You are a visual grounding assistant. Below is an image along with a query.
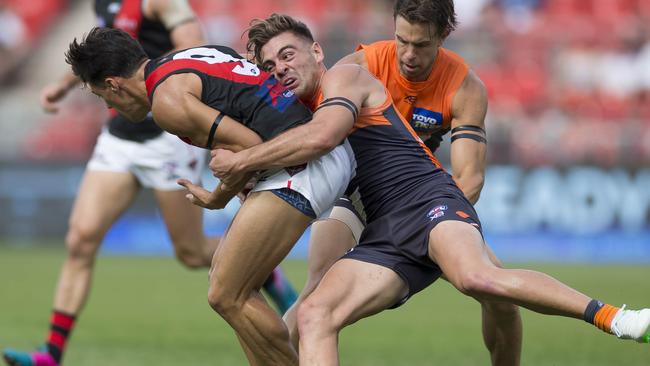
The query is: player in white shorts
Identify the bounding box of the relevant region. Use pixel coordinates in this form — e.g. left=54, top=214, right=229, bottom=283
left=64, top=29, right=356, bottom=365
left=88, top=126, right=204, bottom=191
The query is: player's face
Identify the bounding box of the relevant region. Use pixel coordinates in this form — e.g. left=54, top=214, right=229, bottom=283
left=394, top=16, right=443, bottom=81
left=260, top=31, right=324, bottom=99
left=89, top=81, right=149, bottom=122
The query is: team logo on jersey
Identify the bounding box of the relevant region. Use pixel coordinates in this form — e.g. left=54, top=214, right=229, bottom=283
left=411, top=108, right=443, bottom=133
left=255, top=76, right=296, bottom=112
left=427, top=205, right=448, bottom=221
left=404, top=95, right=417, bottom=104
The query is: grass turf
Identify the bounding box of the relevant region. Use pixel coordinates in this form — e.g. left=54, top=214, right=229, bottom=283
left=0, top=244, right=648, bottom=365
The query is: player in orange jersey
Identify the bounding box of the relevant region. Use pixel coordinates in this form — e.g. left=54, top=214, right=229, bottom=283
left=274, top=1, right=522, bottom=364
left=211, top=12, right=650, bottom=365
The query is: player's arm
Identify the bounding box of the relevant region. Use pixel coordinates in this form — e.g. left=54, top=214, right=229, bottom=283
left=148, top=0, right=205, bottom=49
left=334, top=49, right=368, bottom=69
left=449, top=70, right=488, bottom=204
left=215, top=65, right=365, bottom=176
left=153, top=73, right=263, bottom=208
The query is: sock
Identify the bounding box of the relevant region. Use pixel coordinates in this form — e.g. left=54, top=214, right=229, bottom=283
left=584, top=299, right=619, bottom=333
left=263, top=267, right=298, bottom=314
left=46, top=310, right=76, bottom=363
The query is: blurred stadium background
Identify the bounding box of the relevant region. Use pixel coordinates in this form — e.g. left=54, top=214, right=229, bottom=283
left=0, top=0, right=649, bottom=365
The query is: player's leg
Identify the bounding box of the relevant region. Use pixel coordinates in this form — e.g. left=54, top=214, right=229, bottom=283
left=137, top=134, right=216, bottom=269
left=296, top=258, right=407, bottom=366
left=154, top=188, right=216, bottom=268
left=283, top=216, right=359, bottom=349
left=262, top=267, right=299, bottom=315
left=478, top=244, right=522, bottom=366
left=428, top=220, right=650, bottom=343
left=4, top=169, right=139, bottom=366
left=155, top=187, right=298, bottom=312
left=207, top=191, right=312, bottom=366
left=144, top=132, right=299, bottom=311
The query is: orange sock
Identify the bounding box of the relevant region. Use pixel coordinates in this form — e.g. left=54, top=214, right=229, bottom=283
left=593, top=304, right=620, bottom=333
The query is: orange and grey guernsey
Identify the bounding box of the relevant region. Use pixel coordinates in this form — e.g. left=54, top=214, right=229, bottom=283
left=309, top=90, right=451, bottom=222
left=357, top=41, right=468, bottom=135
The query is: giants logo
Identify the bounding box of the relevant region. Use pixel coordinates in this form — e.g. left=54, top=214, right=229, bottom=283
left=411, top=108, right=443, bottom=133
left=427, top=205, right=448, bottom=221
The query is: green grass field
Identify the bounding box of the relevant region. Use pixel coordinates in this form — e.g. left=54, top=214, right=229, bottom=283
left=0, top=244, right=648, bottom=365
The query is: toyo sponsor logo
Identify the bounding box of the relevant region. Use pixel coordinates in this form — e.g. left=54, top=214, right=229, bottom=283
left=411, top=108, right=443, bottom=132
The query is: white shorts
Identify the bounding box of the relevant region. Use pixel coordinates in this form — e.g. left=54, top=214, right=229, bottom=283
left=87, top=129, right=205, bottom=190
left=251, top=140, right=356, bottom=218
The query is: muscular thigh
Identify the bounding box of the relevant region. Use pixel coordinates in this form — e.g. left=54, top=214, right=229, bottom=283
left=306, top=258, right=407, bottom=327
left=69, top=169, right=139, bottom=240
left=210, top=191, right=312, bottom=295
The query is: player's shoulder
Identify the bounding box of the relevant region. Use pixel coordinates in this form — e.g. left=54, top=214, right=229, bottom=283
left=359, top=40, right=395, bottom=54
left=151, top=72, right=201, bottom=114
left=457, top=69, right=486, bottom=101
left=438, top=47, right=468, bottom=65
left=324, top=64, right=376, bottom=88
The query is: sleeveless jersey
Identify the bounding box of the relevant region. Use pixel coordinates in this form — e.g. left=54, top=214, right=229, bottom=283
left=310, top=91, right=452, bottom=222
left=144, top=46, right=313, bottom=147
left=358, top=41, right=468, bottom=136
left=96, top=0, right=176, bottom=142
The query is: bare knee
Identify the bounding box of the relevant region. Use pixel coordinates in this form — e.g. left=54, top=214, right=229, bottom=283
left=297, top=297, right=338, bottom=337
left=65, top=223, right=102, bottom=265
left=207, top=281, right=243, bottom=318
left=174, top=244, right=207, bottom=269
left=453, top=269, right=503, bottom=299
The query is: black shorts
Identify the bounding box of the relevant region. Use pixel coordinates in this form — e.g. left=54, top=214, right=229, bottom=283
left=342, top=184, right=482, bottom=308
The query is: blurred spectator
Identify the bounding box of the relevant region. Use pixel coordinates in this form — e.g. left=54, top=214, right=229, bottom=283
left=1, top=0, right=649, bottom=166
left=0, top=1, right=28, bottom=83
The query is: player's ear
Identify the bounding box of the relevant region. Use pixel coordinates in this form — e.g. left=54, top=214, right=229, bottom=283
left=105, top=77, right=119, bottom=92
left=311, top=41, right=325, bottom=63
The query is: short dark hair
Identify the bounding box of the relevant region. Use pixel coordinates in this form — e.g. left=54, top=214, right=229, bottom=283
left=65, top=27, right=148, bottom=86
left=393, top=0, right=458, bottom=37
left=246, top=13, right=314, bottom=65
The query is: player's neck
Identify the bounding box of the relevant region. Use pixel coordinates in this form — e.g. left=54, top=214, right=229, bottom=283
left=302, top=68, right=326, bottom=109
left=130, top=60, right=152, bottom=108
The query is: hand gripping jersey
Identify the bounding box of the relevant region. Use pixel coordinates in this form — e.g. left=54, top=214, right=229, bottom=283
left=144, top=46, right=313, bottom=147
left=358, top=41, right=468, bottom=137
left=96, top=0, right=178, bottom=142
left=310, top=91, right=455, bottom=223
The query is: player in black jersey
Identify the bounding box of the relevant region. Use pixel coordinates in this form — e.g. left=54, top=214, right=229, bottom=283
left=1, top=2, right=295, bottom=366
left=62, top=27, right=355, bottom=365
left=211, top=14, right=650, bottom=364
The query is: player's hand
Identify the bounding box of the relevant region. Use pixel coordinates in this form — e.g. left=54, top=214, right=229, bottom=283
left=39, top=82, right=69, bottom=114
left=209, top=149, right=248, bottom=190
left=236, top=178, right=257, bottom=204
left=177, top=178, right=225, bottom=209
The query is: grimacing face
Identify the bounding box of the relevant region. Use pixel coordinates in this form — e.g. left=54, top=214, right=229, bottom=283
left=90, top=80, right=149, bottom=122
left=394, top=15, right=443, bottom=82
left=259, top=31, right=323, bottom=99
